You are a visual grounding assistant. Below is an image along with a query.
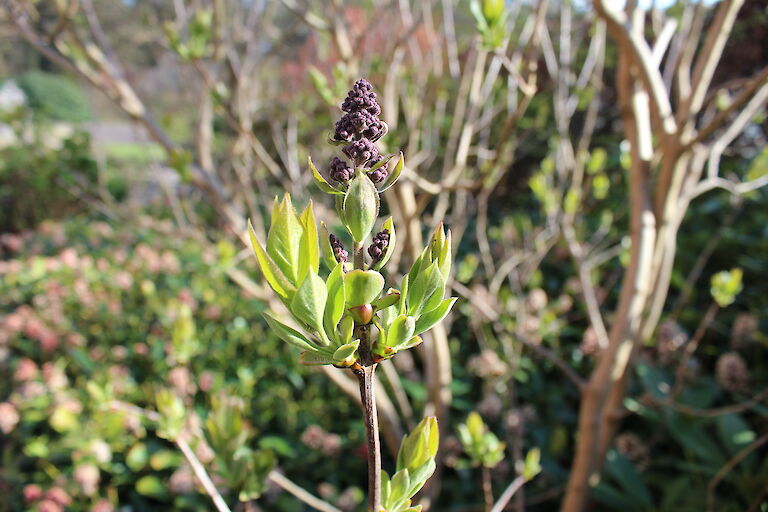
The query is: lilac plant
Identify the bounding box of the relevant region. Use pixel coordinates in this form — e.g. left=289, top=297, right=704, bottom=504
left=248, top=79, right=456, bottom=512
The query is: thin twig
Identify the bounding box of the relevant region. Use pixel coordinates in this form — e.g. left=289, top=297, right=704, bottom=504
left=491, top=476, right=527, bottom=512
left=268, top=471, right=343, bottom=512
left=177, top=438, right=232, bottom=512
left=482, top=466, right=494, bottom=512
left=707, top=431, right=768, bottom=512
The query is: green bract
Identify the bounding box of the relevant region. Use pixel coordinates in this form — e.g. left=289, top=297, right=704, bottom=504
left=343, top=168, right=380, bottom=243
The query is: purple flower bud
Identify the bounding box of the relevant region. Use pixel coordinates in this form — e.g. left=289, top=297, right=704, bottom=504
left=329, top=157, right=353, bottom=183
left=367, top=168, right=388, bottom=184
left=367, top=229, right=390, bottom=264
left=343, top=138, right=379, bottom=166
left=334, top=111, right=386, bottom=142
left=329, top=234, right=348, bottom=263
left=341, top=79, right=381, bottom=116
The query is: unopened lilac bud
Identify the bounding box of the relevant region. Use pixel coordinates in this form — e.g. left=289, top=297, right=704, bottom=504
left=367, top=168, right=388, bottom=184
left=329, top=157, right=353, bottom=183
left=329, top=234, right=348, bottom=263
left=343, top=138, right=379, bottom=166
left=334, top=111, right=386, bottom=142
left=341, top=79, right=381, bottom=116
left=367, top=229, right=390, bottom=264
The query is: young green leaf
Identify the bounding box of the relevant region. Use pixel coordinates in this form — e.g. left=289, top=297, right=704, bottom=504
left=414, top=297, right=457, bottom=336
left=320, top=222, right=341, bottom=271
left=324, top=263, right=346, bottom=342
left=372, top=290, right=401, bottom=310
left=299, top=351, right=338, bottom=365
left=290, top=272, right=329, bottom=344
left=379, top=152, right=405, bottom=192
left=248, top=219, right=294, bottom=300
left=386, top=315, right=416, bottom=348
left=308, top=156, right=344, bottom=195
left=267, top=194, right=303, bottom=284
left=344, top=269, right=385, bottom=307
left=332, top=339, right=360, bottom=365
left=407, top=262, right=444, bottom=317
left=263, top=313, right=317, bottom=352
left=298, top=201, right=319, bottom=280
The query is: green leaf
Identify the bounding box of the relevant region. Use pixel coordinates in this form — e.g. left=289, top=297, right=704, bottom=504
left=344, top=269, right=385, bottom=307
left=397, top=417, right=439, bottom=472
left=407, top=262, right=445, bottom=317
left=333, top=339, right=360, bottom=365
left=710, top=268, right=743, bottom=307
left=248, top=219, right=294, bottom=299
left=379, top=152, right=405, bottom=192
left=386, top=315, right=416, bottom=348
left=136, top=475, right=167, bottom=498
left=309, top=156, right=344, bottom=195
left=298, top=201, right=319, bottom=280
left=414, top=297, right=457, bottom=336
left=372, top=291, right=401, bottom=310
left=126, top=443, right=149, bottom=471
left=430, top=223, right=452, bottom=282
left=267, top=194, right=304, bottom=284
left=338, top=316, right=355, bottom=345
left=604, top=450, right=652, bottom=507
left=263, top=313, right=317, bottom=351
left=290, top=273, right=329, bottom=344
left=320, top=222, right=341, bottom=271
left=388, top=469, right=412, bottom=511
left=372, top=217, right=396, bottom=270
left=522, top=448, right=542, bottom=480
left=324, top=263, right=346, bottom=342
left=299, top=351, right=337, bottom=365
left=343, top=168, right=380, bottom=243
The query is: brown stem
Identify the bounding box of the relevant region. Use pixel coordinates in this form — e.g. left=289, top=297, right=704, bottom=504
left=482, top=466, right=494, bottom=512
left=354, top=242, right=366, bottom=269
left=354, top=364, right=381, bottom=512
left=351, top=239, right=381, bottom=512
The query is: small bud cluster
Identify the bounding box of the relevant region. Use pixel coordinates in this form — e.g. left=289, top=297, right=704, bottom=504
left=329, top=234, right=348, bottom=263
left=367, top=229, right=390, bottom=264
left=329, top=79, right=389, bottom=183
left=329, top=157, right=353, bottom=183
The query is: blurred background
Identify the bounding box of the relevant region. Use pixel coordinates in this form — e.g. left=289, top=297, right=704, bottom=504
left=0, top=1, right=767, bottom=511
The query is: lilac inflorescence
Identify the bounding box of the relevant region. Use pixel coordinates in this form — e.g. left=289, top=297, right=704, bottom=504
left=334, top=111, right=386, bottom=143
left=367, top=229, right=390, bottom=264
left=329, top=234, right=349, bottom=263
left=329, top=157, right=353, bottom=183
left=343, top=138, right=380, bottom=166
left=327, top=78, right=391, bottom=183
left=341, top=79, right=381, bottom=116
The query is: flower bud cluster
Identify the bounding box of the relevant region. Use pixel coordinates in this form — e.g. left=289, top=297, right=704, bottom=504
left=329, top=79, right=388, bottom=183
left=329, top=234, right=348, bottom=263
left=329, top=157, right=353, bottom=183
left=367, top=229, right=390, bottom=264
